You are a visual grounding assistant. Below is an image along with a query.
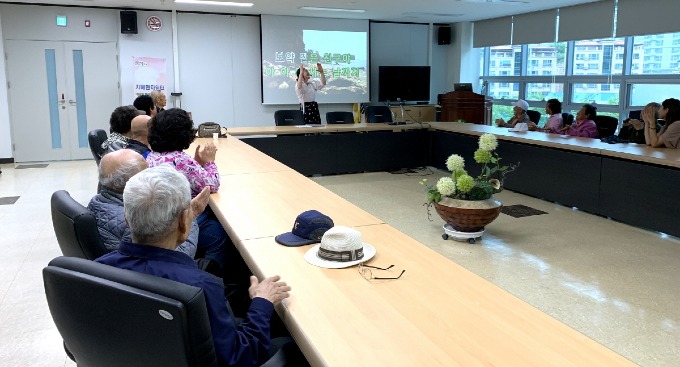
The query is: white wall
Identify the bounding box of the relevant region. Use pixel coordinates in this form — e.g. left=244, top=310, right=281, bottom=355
left=119, top=10, right=175, bottom=105
left=451, top=22, right=481, bottom=93
left=0, top=4, right=459, bottom=158
left=0, top=12, right=11, bottom=159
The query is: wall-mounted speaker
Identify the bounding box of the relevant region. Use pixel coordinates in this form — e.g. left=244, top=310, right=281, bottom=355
left=120, top=11, right=138, bottom=34
left=438, top=26, right=451, bottom=45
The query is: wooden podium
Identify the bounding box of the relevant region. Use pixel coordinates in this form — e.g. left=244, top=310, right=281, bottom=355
left=440, top=91, right=493, bottom=125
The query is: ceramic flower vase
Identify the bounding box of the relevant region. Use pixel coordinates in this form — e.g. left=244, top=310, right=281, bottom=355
left=433, top=197, right=503, bottom=232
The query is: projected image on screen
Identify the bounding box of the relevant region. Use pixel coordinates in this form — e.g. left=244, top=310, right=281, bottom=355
left=261, top=15, right=369, bottom=104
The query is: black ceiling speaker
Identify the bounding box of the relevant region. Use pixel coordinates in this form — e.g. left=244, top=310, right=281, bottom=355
left=438, top=26, right=451, bottom=45
left=120, top=11, right=138, bottom=34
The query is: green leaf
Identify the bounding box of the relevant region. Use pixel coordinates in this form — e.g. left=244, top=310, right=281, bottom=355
left=490, top=157, right=498, bottom=163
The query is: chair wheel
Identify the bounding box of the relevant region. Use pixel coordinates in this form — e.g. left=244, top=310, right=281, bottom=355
left=468, top=238, right=476, bottom=244
left=442, top=234, right=449, bottom=240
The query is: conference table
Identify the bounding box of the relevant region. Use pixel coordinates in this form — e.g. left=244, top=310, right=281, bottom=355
left=202, top=135, right=637, bottom=366
left=227, top=121, right=680, bottom=238
left=428, top=122, right=680, bottom=238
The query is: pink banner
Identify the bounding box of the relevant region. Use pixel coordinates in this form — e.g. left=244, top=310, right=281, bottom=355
left=133, top=57, right=166, bottom=96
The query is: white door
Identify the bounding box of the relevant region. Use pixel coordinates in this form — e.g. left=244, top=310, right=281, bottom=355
left=5, top=40, right=120, bottom=162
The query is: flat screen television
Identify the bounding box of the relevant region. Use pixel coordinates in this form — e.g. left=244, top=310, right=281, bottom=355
left=378, top=66, right=431, bottom=103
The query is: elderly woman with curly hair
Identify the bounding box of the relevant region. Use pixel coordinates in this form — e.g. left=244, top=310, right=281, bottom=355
left=146, top=108, right=228, bottom=273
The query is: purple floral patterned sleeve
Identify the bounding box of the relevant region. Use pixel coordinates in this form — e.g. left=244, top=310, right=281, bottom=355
left=146, top=151, right=220, bottom=197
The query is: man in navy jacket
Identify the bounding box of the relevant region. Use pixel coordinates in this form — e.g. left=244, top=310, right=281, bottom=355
left=96, top=164, right=292, bottom=367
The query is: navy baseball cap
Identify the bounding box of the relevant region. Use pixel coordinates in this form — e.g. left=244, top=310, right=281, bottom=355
left=275, top=210, right=334, bottom=247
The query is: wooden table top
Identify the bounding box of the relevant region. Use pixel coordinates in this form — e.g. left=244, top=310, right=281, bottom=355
left=240, top=224, right=637, bottom=367
left=194, top=137, right=292, bottom=175
left=210, top=170, right=383, bottom=241
left=200, top=126, right=637, bottom=366
left=429, top=121, right=680, bottom=168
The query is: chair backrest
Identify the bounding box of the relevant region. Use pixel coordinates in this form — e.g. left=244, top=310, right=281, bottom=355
left=593, top=115, right=619, bottom=139
left=50, top=190, right=108, bottom=260
left=274, top=110, right=304, bottom=126
left=43, top=256, right=218, bottom=367
left=526, top=110, right=541, bottom=124
left=326, top=111, right=354, bottom=124
left=365, top=106, right=393, bottom=123
left=88, top=129, right=108, bottom=165
left=562, top=113, right=574, bottom=126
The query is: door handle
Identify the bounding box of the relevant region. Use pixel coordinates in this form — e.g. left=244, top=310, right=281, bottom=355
left=68, top=100, right=77, bottom=105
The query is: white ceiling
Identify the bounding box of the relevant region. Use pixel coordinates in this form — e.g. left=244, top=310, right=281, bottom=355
left=2, top=0, right=603, bottom=23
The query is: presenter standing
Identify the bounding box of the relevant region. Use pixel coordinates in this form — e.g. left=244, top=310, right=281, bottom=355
left=296, top=62, right=326, bottom=124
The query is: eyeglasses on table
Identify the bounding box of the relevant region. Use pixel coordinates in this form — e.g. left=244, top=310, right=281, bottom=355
left=357, top=263, right=405, bottom=281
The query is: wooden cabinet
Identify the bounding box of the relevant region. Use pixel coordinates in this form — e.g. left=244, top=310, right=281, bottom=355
left=389, top=105, right=436, bottom=122
left=440, top=91, right=493, bottom=125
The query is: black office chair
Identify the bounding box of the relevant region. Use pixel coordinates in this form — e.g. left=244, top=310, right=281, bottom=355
left=526, top=110, right=541, bottom=124
left=274, top=110, right=304, bottom=126
left=50, top=190, right=108, bottom=260
left=44, top=256, right=301, bottom=367
left=593, top=115, right=618, bottom=139
left=326, top=111, right=354, bottom=124
left=562, top=113, right=574, bottom=126
left=88, top=129, right=108, bottom=165
left=365, top=106, right=393, bottom=123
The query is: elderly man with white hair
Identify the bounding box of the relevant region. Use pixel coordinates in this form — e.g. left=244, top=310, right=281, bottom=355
left=96, top=165, right=294, bottom=367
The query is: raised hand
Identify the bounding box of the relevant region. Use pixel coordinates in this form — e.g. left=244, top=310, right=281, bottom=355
left=190, top=187, right=211, bottom=218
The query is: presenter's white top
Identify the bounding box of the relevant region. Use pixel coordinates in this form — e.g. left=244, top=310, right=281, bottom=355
left=296, top=79, right=324, bottom=103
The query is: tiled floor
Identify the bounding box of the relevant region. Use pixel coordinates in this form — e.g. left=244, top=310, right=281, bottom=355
left=0, top=160, right=678, bottom=366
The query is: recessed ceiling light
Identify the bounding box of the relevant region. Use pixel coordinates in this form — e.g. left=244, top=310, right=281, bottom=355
left=403, top=12, right=463, bottom=18
left=299, top=6, right=366, bottom=13
left=456, top=0, right=528, bottom=3
left=175, top=0, right=254, bottom=7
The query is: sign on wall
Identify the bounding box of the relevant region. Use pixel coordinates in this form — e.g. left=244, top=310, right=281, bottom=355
left=133, top=57, right=166, bottom=97
left=146, top=16, right=162, bottom=32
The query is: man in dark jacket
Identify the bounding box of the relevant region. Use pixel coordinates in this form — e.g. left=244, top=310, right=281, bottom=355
left=96, top=165, right=293, bottom=367
left=88, top=149, right=207, bottom=255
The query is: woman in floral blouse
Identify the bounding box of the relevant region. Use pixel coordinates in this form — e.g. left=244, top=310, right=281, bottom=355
left=146, top=108, right=228, bottom=272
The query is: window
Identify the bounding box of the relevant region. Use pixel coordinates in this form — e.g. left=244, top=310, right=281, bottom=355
left=632, top=31, right=680, bottom=75
left=573, top=38, right=624, bottom=76
left=629, top=84, right=680, bottom=106
left=572, top=83, right=619, bottom=105
left=479, top=30, right=680, bottom=115
left=488, top=83, right=519, bottom=100
left=526, top=42, right=566, bottom=76
left=489, top=45, right=522, bottom=76
left=526, top=83, right=564, bottom=102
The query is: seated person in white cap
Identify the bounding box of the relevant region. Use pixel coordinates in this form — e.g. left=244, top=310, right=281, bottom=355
left=496, top=99, right=533, bottom=128
left=96, top=164, right=298, bottom=367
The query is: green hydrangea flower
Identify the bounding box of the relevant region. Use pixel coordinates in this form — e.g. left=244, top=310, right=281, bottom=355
left=474, top=149, right=492, bottom=164
left=456, top=175, right=475, bottom=193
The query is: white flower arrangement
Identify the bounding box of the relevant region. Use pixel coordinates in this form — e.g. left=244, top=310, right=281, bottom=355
left=421, top=133, right=518, bottom=202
